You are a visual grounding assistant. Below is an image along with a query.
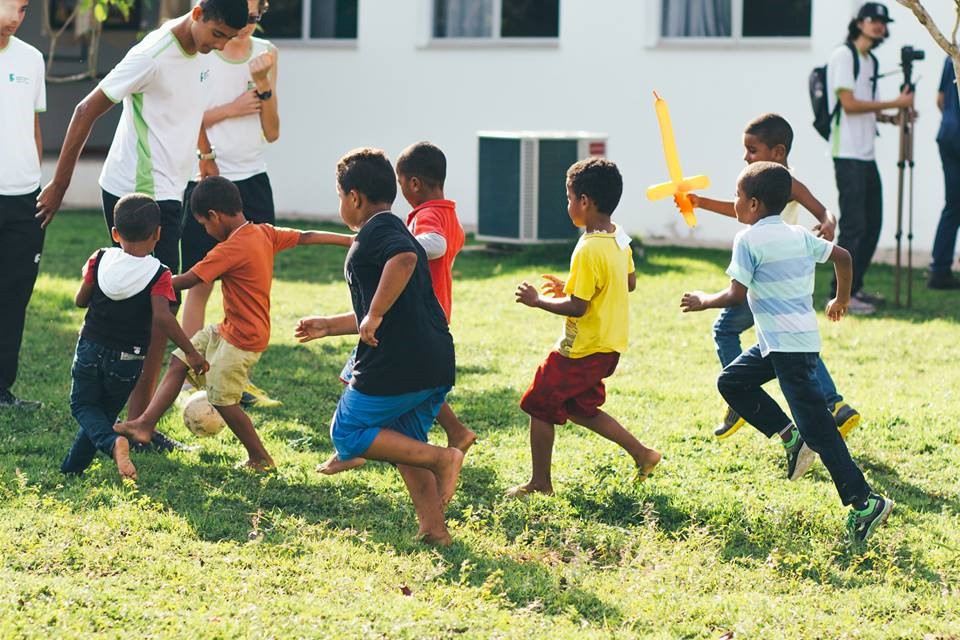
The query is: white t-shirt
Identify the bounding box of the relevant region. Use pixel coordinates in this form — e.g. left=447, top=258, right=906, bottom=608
left=827, top=44, right=877, bottom=161
left=97, top=22, right=212, bottom=202
left=192, top=37, right=274, bottom=181
left=0, top=37, right=46, bottom=195
left=780, top=165, right=800, bottom=225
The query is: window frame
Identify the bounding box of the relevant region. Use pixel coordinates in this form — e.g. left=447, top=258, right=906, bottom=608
left=260, top=0, right=359, bottom=46
left=652, top=0, right=812, bottom=49
left=425, top=0, right=560, bottom=48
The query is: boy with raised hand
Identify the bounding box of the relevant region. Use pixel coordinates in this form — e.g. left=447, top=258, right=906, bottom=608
left=507, top=157, right=661, bottom=498
left=0, top=0, right=45, bottom=411
left=685, top=114, right=861, bottom=441
left=115, top=177, right=352, bottom=472
left=681, top=162, right=892, bottom=543
left=295, top=148, right=464, bottom=546
left=61, top=194, right=208, bottom=481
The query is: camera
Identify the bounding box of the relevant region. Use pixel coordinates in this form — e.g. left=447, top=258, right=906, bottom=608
left=900, top=45, right=925, bottom=66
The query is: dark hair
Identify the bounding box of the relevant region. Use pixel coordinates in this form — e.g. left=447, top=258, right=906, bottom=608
left=114, top=193, right=161, bottom=242
left=336, top=147, right=397, bottom=205
left=190, top=176, right=244, bottom=218
left=744, top=113, right=794, bottom=156
left=566, top=157, right=622, bottom=215
left=738, top=162, right=792, bottom=216
left=846, top=18, right=886, bottom=48
left=199, top=0, right=249, bottom=30
left=396, top=142, right=446, bottom=188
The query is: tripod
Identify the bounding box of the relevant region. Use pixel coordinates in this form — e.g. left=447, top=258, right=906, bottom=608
left=894, top=88, right=916, bottom=308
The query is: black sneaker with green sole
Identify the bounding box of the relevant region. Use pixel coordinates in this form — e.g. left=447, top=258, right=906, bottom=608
left=847, top=493, right=894, bottom=542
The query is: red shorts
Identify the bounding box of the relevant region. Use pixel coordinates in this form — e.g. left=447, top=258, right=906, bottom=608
left=520, top=351, right=620, bottom=425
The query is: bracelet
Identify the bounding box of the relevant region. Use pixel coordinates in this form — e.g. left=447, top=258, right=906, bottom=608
left=197, top=146, right=217, bottom=161
left=255, top=89, right=273, bottom=101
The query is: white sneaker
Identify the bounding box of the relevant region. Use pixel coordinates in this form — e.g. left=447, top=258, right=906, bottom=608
left=847, top=296, right=876, bottom=315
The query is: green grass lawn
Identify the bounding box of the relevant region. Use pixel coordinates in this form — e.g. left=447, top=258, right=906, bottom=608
left=2, top=211, right=959, bottom=639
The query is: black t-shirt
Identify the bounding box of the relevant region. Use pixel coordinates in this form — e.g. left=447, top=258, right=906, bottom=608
left=345, top=211, right=455, bottom=395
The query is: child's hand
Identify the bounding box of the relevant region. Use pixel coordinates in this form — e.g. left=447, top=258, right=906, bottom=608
left=539, top=274, right=565, bottom=298
left=825, top=297, right=848, bottom=321
left=680, top=291, right=707, bottom=313
left=294, top=316, right=331, bottom=342
left=676, top=193, right=700, bottom=209
left=359, top=313, right=382, bottom=347
left=185, top=350, right=210, bottom=377
left=813, top=212, right=837, bottom=241
left=249, top=50, right=275, bottom=86
left=515, top=281, right=541, bottom=308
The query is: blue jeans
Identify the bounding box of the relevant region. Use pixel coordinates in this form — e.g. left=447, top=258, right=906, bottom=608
left=713, top=303, right=842, bottom=406
left=717, top=345, right=870, bottom=506
left=931, top=140, right=960, bottom=274
left=61, top=338, right=144, bottom=474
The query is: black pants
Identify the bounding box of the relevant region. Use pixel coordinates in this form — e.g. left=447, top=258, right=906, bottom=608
left=180, top=172, right=276, bottom=272
left=0, top=188, right=44, bottom=390
left=101, top=190, right=182, bottom=275
left=833, top=158, right=883, bottom=295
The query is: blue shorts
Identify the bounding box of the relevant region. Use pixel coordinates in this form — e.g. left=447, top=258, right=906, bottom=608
left=331, top=385, right=451, bottom=460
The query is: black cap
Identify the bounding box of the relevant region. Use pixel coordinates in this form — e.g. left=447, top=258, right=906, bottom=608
left=857, top=2, right=894, bottom=23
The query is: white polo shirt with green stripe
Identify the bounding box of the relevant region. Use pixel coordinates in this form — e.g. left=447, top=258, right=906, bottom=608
left=97, top=23, right=211, bottom=202
left=0, top=36, right=46, bottom=196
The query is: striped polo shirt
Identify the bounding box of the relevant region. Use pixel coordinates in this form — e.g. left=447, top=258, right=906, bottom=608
left=726, top=215, right=833, bottom=356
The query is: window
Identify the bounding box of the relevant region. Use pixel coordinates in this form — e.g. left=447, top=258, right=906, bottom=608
left=433, top=0, right=559, bottom=39
left=258, top=0, right=358, bottom=41
left=49, top=0, right=143, bottom=30
left=660, top=0, right=810, bottom=40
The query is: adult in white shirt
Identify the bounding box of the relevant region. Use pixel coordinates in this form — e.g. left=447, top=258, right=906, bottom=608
left=35, top=0, right=247, bottom=445
left=0, top=0, right=45, bottom=410
left=826, top=2, right=913, bottom=314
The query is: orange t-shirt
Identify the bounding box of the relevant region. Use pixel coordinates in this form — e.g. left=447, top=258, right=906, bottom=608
left=406, top=200, right=464, bottom=322
left=191, top=223, right=301, bottom=352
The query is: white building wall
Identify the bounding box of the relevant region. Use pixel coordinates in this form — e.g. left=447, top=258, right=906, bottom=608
left=52, top=0, right=957, bottom=253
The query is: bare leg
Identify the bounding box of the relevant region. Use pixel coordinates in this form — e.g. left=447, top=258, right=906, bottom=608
left=181, top=281, right=214, bottom=338
left=506, top=416, right=555, bottom=496
left=115, top=357, right=190, bottom=444
left=436, top=402, right=476, bottom=454
left=396, top=464, right=451, bottom=546
left=570, top=410, right=661, bottom=479
left=112, top=437, right=137, bottom=480
left=126, top=328, right=169, bottom=419
left=362, top=429, right=464, bottom=505
left=214, top=403, right=274, bottom=470
left=317, top=451, right=366, bottom=475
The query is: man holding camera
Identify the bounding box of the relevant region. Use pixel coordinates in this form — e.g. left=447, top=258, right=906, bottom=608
left=827, top=1, right=914, bottom=314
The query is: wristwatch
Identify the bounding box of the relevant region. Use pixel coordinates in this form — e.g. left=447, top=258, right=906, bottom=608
left=197, top=146, right=217, bottom=161
left=255, top=88, right=273, bottom=101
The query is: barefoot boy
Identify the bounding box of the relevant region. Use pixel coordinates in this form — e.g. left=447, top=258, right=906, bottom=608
left=115, top=176, right=352, bottom=471
left=61, top=194, right=208, bottom=480
left=508, top=157, right=661, bottom=497
left=681, top=162, right=892, bottom=542
left=295, top=147, right=463, bottom=545
left=318, top=141, right=473, bottom=475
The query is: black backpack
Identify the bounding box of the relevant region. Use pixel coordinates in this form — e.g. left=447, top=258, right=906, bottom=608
left=810, top=42, right=878, bottom=141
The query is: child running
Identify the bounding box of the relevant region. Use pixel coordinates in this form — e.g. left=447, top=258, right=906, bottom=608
left=115, top=176, right=352, bottom=471
left=61, top=194, right=208, bottom=480
left=318, top=141, right=473, bottom=475
left=686, top=113, right=861, bottom=441
left=295, top=147, right=464, bottom=546
left=508, top=157, right=661, bottom=497
left=681, top=162, right=892, bottom=542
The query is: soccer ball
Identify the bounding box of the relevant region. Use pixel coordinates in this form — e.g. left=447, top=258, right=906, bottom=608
left=182, top=390, right=226, bottom=438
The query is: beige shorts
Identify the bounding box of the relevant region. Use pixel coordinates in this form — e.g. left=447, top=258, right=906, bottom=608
left=172, top=324, right=261, bottom=406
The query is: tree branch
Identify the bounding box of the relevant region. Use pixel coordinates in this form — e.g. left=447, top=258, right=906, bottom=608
left=896, top=0, right=959, bottom=56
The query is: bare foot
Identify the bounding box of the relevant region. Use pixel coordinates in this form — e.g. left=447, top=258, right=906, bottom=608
left=447, top=429, right=477, bottom=456
left=504, top=482, right=553, bottom=498
left=113, top=418, right=154, bottom=445
left=436, top=448, right=465, bottom=506
left=634, top=448, right=662, bottom=481
left=317, top=452, right=366, bottom=475
left=415, top=529, right=452, bottom=547
left=240, top=457, right=276, bottom=473
left=112, top=437, right=137, bottom=481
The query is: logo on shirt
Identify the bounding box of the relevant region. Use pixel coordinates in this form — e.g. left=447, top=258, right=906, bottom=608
left=200, top=69, right=210, bottom=83
left=8, top=73, right=31, bottom=85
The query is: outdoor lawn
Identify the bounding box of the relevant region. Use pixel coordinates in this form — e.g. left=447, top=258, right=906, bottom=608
left=1, top=211, right=959, bottom=639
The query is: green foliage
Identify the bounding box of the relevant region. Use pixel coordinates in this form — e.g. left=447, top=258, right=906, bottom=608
left=2, top=212, right=959, bottom=638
